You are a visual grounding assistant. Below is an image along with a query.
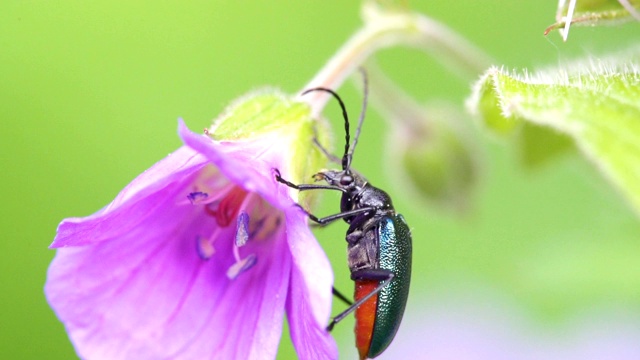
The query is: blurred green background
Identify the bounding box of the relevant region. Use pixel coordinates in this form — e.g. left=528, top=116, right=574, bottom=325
left=2, top=1, right=639, bottom=359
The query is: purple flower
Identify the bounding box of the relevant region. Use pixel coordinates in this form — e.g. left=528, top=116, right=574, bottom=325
left=45, top=115, right=337, bottom=359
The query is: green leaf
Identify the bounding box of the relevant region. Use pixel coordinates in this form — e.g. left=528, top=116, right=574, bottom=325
left=208, top=90, right=329, bottom=201
left=210, top=91, right=312, bottom=141
left=393, top=106, right=479, bottom=213
left=519, top=123, right=574, bottom=167
left=545, top=0, right=640, bottom=36
left=467, top=51, right=640, bottom=216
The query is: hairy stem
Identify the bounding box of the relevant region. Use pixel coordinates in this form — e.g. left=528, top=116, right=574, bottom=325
left=300, top=1, right=493, bottom=116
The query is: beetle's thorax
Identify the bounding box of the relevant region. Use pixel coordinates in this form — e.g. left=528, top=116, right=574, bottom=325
left=315, top=168, right=394, bottom=218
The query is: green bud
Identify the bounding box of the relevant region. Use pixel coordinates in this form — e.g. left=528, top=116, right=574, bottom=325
left=365, top=64, right=480, bottom=213
left=389, top=104, right=479, bottom=213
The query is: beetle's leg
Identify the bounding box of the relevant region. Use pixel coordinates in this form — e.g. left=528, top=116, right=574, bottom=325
left=332, top=287, right=353, bottom=306
left=326, top=270, right=395, bottom=332
left=274, top=169, right=376, bottom=224
left=306, top=207, right=375, bottom=225
left=274, top=169, right=344, bottom=192
left=294, top=204, right=375, bottom=226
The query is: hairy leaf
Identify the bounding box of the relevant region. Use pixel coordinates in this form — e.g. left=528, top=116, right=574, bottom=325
left=468, top=50, right=640, bottom=216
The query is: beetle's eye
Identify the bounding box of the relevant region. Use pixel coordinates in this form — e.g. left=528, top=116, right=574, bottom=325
left=340, top=175, right=353, bottom=186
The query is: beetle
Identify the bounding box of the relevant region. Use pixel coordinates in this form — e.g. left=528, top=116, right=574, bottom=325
left=274, top=71, right=412, bottom=359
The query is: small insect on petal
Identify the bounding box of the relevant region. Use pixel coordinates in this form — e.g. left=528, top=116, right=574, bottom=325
left=226, top=254, right=257, bottom=279
left=196, top=236, right=215, bottom=260
left=187, top=192, right=209, bottom=205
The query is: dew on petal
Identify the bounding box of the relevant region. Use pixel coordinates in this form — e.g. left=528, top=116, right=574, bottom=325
left=196, top=235, right=215, bottom=260
left=235, top=212, right=250, bottom=247
left=226, top=254, right=257, bottom=279
left=187, top=191, right=209, bottom=205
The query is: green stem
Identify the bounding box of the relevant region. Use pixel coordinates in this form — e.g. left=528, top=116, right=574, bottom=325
left=300, top=1, right=493, bottom=116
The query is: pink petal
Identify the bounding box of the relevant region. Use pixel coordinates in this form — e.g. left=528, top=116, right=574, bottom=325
left=46, top=200, right=291, bottom=359
left=179, top=120, right=335, bottom=332
left=51, top=146, right=208, bottom=248
left=287, top=265, right=338, bottom=360
left=285, top=212, right=337, bottom=360
left=285, top=212, right=334, bottom=326
left=48, top=119, right=338, bottom=359
left=178, top=119, right=298, bottom=212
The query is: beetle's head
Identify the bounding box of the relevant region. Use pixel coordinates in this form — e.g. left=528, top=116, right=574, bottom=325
left=313, top=169, right=366, bottom=193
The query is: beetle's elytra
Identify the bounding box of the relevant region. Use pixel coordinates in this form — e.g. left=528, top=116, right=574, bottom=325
left=275, top=70, right=412, bottom=359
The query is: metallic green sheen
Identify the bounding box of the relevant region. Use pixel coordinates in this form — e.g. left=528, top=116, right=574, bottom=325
left=368, top=214, right=413, bottom=358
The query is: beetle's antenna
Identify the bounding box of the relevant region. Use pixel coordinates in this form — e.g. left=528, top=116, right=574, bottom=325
left=345, top=68, right=368, bottom=171
left=301, top=87, right=351, bottom=170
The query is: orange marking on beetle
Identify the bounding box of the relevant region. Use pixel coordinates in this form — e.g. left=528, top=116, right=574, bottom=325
left=354, top=279, right=379, bottom=360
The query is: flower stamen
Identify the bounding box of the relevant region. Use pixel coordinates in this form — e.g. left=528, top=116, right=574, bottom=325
left=204, top=186, right=249, bottom=227
left=196, top=235, right=215, bottom=260
left=235, top=212, right=250, bottom=248
left=225, top=211, right=259, bottom=279
left=226, top=253, right=257, bottom=279
left=187, top=192, right=209, bottom=205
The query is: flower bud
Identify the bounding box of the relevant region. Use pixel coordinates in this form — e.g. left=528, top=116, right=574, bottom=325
left=388, top=104, right=480, bottom=213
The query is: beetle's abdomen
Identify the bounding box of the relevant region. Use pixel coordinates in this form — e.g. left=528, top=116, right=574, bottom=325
left=354, top=279, right=379, bottom=360
left=368, top=215, right=412, bottom=358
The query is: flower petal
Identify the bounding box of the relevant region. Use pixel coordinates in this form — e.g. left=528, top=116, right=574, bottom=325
left=287, top=266, right=338, bottom=360
left=286, top=212, right=334, bottom=325
left=51, top=146, right=208, bottom=248
left=49, top=118, right=338, bottom=359
left=285, top=212, right=337, bottom=360
left=178, top=119, right=297, bottom=212
left=46, top=198, right=291, bottom=359
left=182, top=119, right=339, bottom=358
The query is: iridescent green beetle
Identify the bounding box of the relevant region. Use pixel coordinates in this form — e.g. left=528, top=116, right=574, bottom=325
left=275, top=71, right=412, bottom=359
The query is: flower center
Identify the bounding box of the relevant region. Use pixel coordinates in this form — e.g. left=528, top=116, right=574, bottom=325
left=204, top=186, right=249, bottom=227
left=187, top=183, right=282, bottom=280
